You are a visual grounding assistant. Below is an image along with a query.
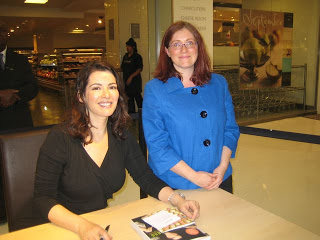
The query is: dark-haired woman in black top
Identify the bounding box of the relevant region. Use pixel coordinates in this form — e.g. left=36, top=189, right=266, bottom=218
left=34, top=60, right=200, bottom=240
left=121, top=38, right=143, bottom=113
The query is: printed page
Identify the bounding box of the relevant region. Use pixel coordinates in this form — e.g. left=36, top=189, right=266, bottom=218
left=143, top=210, right=181, bottom=231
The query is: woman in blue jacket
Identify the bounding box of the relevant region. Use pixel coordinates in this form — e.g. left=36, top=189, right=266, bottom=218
left=142, top=21, right=240, bottom=193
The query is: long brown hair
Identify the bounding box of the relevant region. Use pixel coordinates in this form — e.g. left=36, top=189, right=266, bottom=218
left=154, top=21, right=212, bottom=86
left=62, top=60, right=131, bottom=144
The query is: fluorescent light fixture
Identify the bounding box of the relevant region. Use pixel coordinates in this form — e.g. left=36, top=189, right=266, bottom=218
left=24, top=0, right=48, bottom=4
left=72, top=29, right=84, bottom=33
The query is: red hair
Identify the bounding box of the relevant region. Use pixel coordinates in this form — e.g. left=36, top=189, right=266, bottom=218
left=154, top=21, right=212, bottom=86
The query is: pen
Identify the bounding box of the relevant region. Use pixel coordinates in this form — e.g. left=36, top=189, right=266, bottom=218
left=100, top=225, right=110, bottom=240
left=105, top=225, right=110, bottom=232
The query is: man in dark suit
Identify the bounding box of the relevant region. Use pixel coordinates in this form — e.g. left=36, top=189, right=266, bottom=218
left=0, top=20, right=39, bottom=223
left=0, top=20, right=38, bottom=131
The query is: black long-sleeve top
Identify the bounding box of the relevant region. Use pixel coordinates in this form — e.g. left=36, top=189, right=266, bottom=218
left=34, top=125, right=167, bottom=220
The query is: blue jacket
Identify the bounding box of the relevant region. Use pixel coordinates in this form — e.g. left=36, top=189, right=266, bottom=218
left=142, top=73, right=240, bottom=189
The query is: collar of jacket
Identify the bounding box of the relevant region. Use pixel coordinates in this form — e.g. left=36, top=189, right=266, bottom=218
left=163, top=76, right=187, bottom=93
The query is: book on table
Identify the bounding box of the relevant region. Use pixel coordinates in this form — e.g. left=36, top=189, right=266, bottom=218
left=131, top=207, right=211, bottom=240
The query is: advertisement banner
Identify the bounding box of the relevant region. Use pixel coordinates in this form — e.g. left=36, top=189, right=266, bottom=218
left=239, top=9, right=293, bottom=90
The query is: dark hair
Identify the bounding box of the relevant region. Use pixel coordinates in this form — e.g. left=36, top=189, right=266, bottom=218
left=62, top=60, right=131, bottom=144
left=154, top=21, right=212, bottom=86
left=126, top=38, right=138, bottom=53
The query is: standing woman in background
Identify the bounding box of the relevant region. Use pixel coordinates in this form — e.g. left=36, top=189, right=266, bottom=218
left=142, top=21, right=240, bottom=193
left=121, top=38, right=143, bottom=113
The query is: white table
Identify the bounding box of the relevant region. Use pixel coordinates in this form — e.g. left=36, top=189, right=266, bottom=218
left=1, top=189, right=319, bottom=240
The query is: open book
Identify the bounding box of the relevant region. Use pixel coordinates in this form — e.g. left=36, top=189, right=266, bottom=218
left=131, top=207, right=210, bottom=240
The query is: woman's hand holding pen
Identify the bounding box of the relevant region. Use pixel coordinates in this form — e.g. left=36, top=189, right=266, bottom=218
left=77, top=219, right=112, bottom=240
left=170, top=194, right=200, bottom=221
left=176, top=198, right=200, bottom=221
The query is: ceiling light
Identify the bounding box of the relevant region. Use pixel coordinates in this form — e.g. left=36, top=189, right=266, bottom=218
left=86, top=24, right=89, bottom=27
left=72, top=29, right=84, bottom=33
left=10, top=29, right=14, bottom=33
left=24, top=0, right=48, bottom=4
left=98, top=16, right=103, bottom=24
left=16, top=26, right=20, bottom=29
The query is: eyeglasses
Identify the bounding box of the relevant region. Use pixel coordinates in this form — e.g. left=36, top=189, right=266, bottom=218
left=168, top=40, right=197, bottom=50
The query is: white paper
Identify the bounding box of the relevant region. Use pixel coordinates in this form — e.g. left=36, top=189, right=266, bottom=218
left=143, top=210, right=181, bottom=230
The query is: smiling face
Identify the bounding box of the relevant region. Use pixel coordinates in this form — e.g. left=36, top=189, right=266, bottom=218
left=81, top=70, right=119, bottom=122
left=165, top=28, right=198, bottom=74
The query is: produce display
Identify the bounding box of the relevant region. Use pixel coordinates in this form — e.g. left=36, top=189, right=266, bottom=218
left=37, top=69, right=58, bottom=79
left=39, top=58, right=58, bottom=66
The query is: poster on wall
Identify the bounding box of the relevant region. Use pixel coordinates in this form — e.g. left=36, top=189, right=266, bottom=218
left=239, top=9, right=293, bottom=90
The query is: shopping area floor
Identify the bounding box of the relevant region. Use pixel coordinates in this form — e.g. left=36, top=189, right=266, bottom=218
left=0, top=88, right=319, bottom=236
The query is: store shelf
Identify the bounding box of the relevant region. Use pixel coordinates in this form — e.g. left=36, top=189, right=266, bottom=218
left=40, top=64, right=57, bottom=67
left=35, top=48, right=105, bottom=92
left=55, top=48, right=105, bottom=91
left=64, top=67, right=82, bottom=70
left=37, top=56, right=59, bottom=88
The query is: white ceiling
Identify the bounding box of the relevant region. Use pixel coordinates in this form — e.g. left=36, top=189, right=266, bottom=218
left=0, top=0, right=106, bottom=37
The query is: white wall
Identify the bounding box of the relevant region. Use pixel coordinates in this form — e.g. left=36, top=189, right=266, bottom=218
left=318, top=56, right=320, bottom=113
left=106, top=0, right=150, bottom=207
left=213, top=46, right=239, bottom=66
left=104, top=0, right=121, bottom=68
left=318, top=3, right=320, bottom=113
left=118, top=0, right=150, bottom=90
left=147, top=0, right=172, bottom=80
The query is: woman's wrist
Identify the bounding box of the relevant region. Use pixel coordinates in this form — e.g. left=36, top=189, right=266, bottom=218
left=168, top=192, right=186, bottom=206
left=187, top=169, right=199, bottom=183
left=75, top=216, right=88, bottom=235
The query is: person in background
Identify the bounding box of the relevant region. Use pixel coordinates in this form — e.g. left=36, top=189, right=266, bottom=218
left=0, top=20, right=38, bottom=131
left=34, top=61, right=200, bottom=240
left=0, top=20, right=38, bottom=224
left=142, top=21, right=240, bottom=193
left=120, top=38, right=143, bottom=113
